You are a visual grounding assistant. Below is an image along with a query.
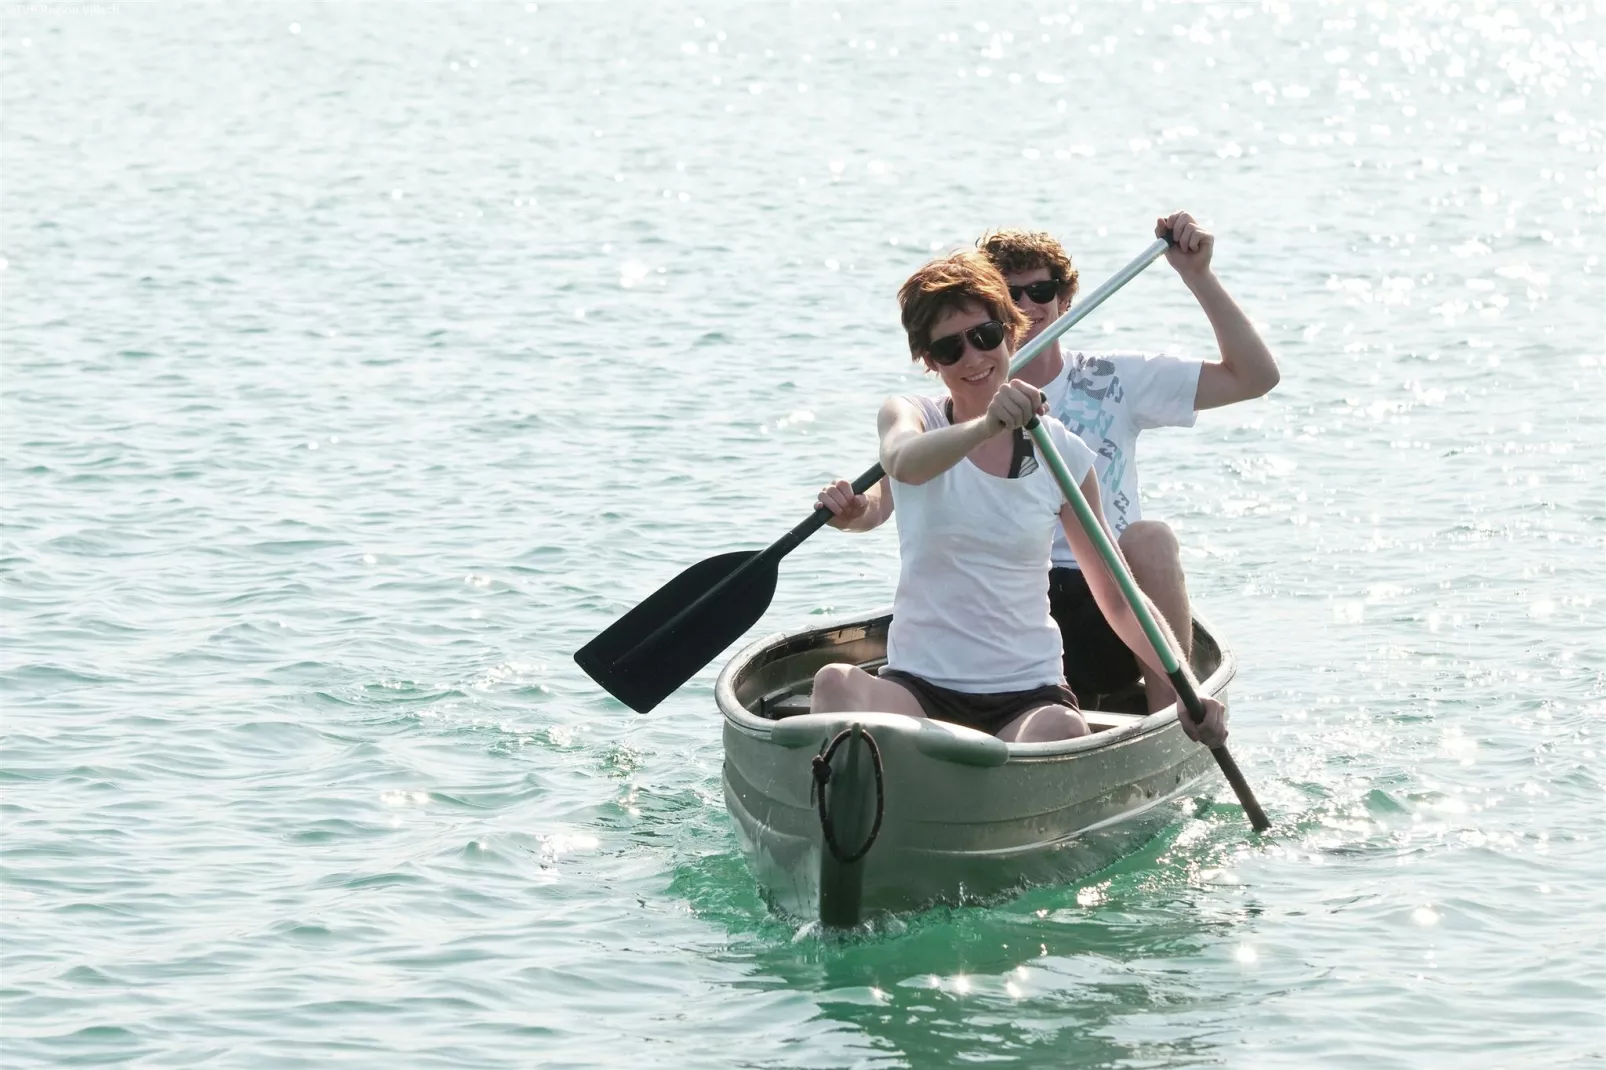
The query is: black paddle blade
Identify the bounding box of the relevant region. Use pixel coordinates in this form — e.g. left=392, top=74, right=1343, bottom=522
left=573, top=550, right=780, bottom=714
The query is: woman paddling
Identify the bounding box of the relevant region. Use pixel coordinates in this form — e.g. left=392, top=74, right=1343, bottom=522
left=811, top=250, right=1226, bottom=746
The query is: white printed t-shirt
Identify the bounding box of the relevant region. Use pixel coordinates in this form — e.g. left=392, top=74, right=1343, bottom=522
left=1040, top=351, right=1202, bottom=570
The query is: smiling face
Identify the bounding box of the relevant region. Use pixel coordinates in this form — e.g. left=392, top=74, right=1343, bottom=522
left=1003, top=266, right=1073, bottom=346
left=897, top=250, right=1028, bottom=381
left=923, top=301, right=1012, bottom=399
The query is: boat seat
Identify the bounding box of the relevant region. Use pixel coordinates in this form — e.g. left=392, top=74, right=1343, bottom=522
left=1084, top=682, right=1149, bottom=715
left=755, top=658, right=891, bottom=719
left=761, top=692, right=814, bottom=719
left=1083, top=711, right=1146, bottom=732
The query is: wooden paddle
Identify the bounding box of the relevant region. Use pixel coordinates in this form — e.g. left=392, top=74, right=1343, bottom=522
left=1025, top=416, right=1272, bottom=832
left=575, top=237, right=1174, bottom=714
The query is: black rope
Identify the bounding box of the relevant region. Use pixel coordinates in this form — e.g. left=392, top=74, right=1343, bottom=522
left=810, top=725, right=885, bottom=865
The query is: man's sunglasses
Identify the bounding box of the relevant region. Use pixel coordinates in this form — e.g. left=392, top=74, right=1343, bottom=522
left=927, top=319, right=1006, bottom=366
left=1008, top=280, right=1062, bottom=305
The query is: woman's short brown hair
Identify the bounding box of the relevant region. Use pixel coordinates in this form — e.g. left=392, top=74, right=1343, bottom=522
left=976, top=229, right=1080, bottom=304
left=897, top=250, right=1030, bottom=362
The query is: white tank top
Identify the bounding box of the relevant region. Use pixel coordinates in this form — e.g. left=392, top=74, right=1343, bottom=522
left=885, top=395, right=1098, bottom=692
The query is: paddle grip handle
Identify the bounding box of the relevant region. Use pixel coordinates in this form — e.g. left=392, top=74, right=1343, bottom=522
left=788, top=464, right=886, bottom=547
left=847, top=464, right=886, bottom=495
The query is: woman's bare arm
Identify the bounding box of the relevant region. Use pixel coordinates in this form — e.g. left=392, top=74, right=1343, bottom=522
left=876, top=396, right=993, bottom=486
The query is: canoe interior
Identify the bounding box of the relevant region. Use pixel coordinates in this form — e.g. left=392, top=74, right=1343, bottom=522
left=728, top=612, right=1223, bottom=722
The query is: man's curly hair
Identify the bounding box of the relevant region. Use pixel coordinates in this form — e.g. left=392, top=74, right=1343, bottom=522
left=976, top=229, right=1080, bottom=305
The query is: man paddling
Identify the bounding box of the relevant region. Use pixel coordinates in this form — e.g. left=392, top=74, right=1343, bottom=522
left=977, top=212, right=1278, bottom=711
left=820, top=211, right=1277, bottom=713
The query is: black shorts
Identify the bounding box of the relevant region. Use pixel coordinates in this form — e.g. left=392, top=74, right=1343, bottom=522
left=1049, top=566, right=1141, bottom=704
left=877, top=669, right=1079, bottom=737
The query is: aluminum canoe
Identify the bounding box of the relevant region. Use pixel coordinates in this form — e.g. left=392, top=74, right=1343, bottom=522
left=716, top=608, right=1235, bottom=926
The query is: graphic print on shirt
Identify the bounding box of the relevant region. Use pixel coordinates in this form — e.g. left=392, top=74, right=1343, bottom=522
left=1069, top=357, right=1124, bottom=403
left=1055, top=358, right=1138, bottom=534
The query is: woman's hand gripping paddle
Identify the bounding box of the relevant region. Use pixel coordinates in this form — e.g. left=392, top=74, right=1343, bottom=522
left=572, top=465, right=885, bottom=714
left=1025, top=416, right=1272, bottom=832
left=574, top=237, right=1175, bottom=714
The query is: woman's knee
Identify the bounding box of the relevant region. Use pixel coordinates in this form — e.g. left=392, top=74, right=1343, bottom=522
left=1119, top=520, right=1180, bottom=571
left=810, top=663, right=862, bottom=711
left=1006, top=705, right=1088, bottom=742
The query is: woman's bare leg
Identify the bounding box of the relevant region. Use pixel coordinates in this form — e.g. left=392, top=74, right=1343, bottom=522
left=809, top=664, right=927, bottom=718
left=995, top=704, right=1088, bottom=743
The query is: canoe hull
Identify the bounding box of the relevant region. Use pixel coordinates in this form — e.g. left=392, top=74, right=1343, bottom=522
left=716, top=610, right=1234, bottom=923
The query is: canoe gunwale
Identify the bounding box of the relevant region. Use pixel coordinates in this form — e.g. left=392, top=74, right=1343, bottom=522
left=715, top=605, right=1237, bottom=762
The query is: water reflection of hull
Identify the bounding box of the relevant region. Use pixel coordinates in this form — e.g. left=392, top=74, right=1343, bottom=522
left=716, top=608, right=1233, bottom=926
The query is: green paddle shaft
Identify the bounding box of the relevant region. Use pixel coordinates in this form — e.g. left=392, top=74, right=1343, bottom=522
left=1028, top=422, right=1180, bottom=675
left=1026, top=419, right=1272, bottom=833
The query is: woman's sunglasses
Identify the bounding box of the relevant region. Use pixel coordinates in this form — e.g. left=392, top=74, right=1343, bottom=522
left=1008, top=280, right=1061, bottom=305
left=927, top=319, right=1006, bottom=366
